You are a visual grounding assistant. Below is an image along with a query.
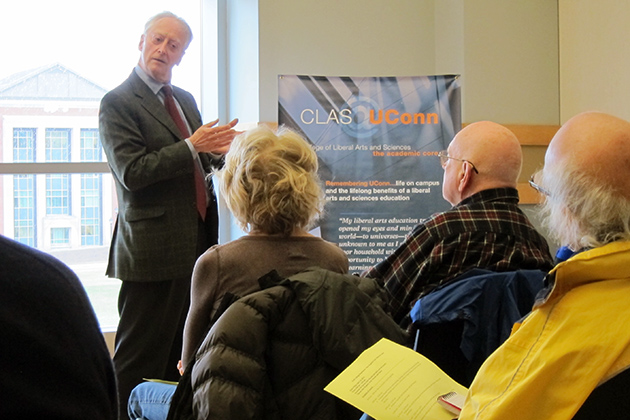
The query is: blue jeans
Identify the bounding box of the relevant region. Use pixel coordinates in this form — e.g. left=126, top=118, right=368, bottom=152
left=127, top=381, right=176, bottom=420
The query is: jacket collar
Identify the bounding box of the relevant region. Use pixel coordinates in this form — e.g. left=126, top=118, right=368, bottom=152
left=456, top=187, right=520, bottom=208
left=134, top=65, right=164, bottom=96
left=538, top=241, right=630, bottom=307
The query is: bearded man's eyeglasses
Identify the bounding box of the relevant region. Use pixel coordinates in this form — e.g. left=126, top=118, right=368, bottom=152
left=528, top=174, right=551, bottom=196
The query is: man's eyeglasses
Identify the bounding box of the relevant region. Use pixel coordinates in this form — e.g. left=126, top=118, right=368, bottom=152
left=438, top=150, right=479, bottom=174
left=528, top=175, right=551, bottom=196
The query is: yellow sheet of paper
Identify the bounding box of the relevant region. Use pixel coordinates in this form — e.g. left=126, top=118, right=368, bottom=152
left=325, top=338, right=468, bottom=420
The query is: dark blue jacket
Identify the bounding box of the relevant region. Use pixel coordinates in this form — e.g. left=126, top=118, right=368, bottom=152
left=411, top=268, right=546, bottom=383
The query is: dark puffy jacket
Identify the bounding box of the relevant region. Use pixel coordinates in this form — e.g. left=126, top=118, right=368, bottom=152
left=181, top=267, right=407, bottom=420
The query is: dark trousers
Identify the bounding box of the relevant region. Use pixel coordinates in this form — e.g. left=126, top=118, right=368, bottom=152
left=113, top=217, right=213, bottom=420
left=114, top=277, right=190, bottom=420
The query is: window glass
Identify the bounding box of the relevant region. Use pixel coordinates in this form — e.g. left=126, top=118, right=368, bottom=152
left=46, top=128, right=71, bottom=162
left=81, top=129, right=102, bottom=162
left=13, top=128, right=36, bottom=162
left=0, top=1, right=203, bottom=330
left=13, top=175, right=36, bottom=246
left=51, top=227, right=71, bottom=248
left=46, top=174, right=71, bottom=215
left=81, top=174, right=103, bottom=246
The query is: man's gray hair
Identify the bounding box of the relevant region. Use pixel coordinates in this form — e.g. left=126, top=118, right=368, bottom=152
left=539, top=166, right=630, bottom=250
left=144, top=11, right=193, bottom=48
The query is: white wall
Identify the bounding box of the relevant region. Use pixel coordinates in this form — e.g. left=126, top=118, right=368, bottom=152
left=223, top=1, right=630, bottom=129
left=257, top=0, right=437, bottom=123
left=434, top=0, right=559, bottom=124
left=460, top=0, right=559, bottom=124
left=559, top=0, right=630, bottom=122
left=245, top=0, right=559, bottom=125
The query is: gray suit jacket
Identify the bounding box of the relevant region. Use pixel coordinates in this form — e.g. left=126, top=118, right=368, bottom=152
left=99, top=70, right=219, bottom=282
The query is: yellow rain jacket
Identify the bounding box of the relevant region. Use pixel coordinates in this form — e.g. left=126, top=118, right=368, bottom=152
left=460, top=241, right=630, bottom=420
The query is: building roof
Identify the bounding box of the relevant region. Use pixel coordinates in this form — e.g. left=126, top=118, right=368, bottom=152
left=0, top=63, right=107, bottom=100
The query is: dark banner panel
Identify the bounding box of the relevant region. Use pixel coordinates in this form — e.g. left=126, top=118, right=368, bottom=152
left=278, top=75, right=461, bottom=273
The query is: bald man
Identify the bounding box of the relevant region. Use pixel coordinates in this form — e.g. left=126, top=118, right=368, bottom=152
left=458, top=112, right=630, bottom=419
left=363, top=121, right=554, bottom=327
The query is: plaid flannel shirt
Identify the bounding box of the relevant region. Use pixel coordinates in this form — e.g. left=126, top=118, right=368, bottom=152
left=362, top=188, right=554, bottom=327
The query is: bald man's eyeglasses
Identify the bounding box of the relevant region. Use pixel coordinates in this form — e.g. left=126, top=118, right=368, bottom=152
left=528, top=175, right=551, bottom=197
left=438, top=150, right=479, bottom=174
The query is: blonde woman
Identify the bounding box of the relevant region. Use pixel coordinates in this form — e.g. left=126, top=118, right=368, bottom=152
left=128, top=125, right=348, bottom=420
left=181, top=124, right=348, bottom=364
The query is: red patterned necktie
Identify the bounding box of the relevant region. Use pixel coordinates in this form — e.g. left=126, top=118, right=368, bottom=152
left=162, top=85, right=208, bottom=220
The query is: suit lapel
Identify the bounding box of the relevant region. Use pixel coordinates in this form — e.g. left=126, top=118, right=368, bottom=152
left=173, top=88, right=202, bottom=132
left=129, top=72, right=184, bottom=141
left=127, top=72, right=213, bottom=170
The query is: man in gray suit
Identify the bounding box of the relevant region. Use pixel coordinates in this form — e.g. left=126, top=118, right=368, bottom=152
left=99, top=11, right=238, bottom=418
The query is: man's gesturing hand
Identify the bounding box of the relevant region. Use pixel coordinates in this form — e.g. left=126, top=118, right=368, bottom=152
left=190, top=118, right=240, bottom=155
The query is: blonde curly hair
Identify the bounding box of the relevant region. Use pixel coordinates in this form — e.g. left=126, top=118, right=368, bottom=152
left=217, top=125, right=324, bottom=236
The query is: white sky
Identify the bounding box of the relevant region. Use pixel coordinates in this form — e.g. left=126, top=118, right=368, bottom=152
left=0, top=0, right=201, bottom=95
